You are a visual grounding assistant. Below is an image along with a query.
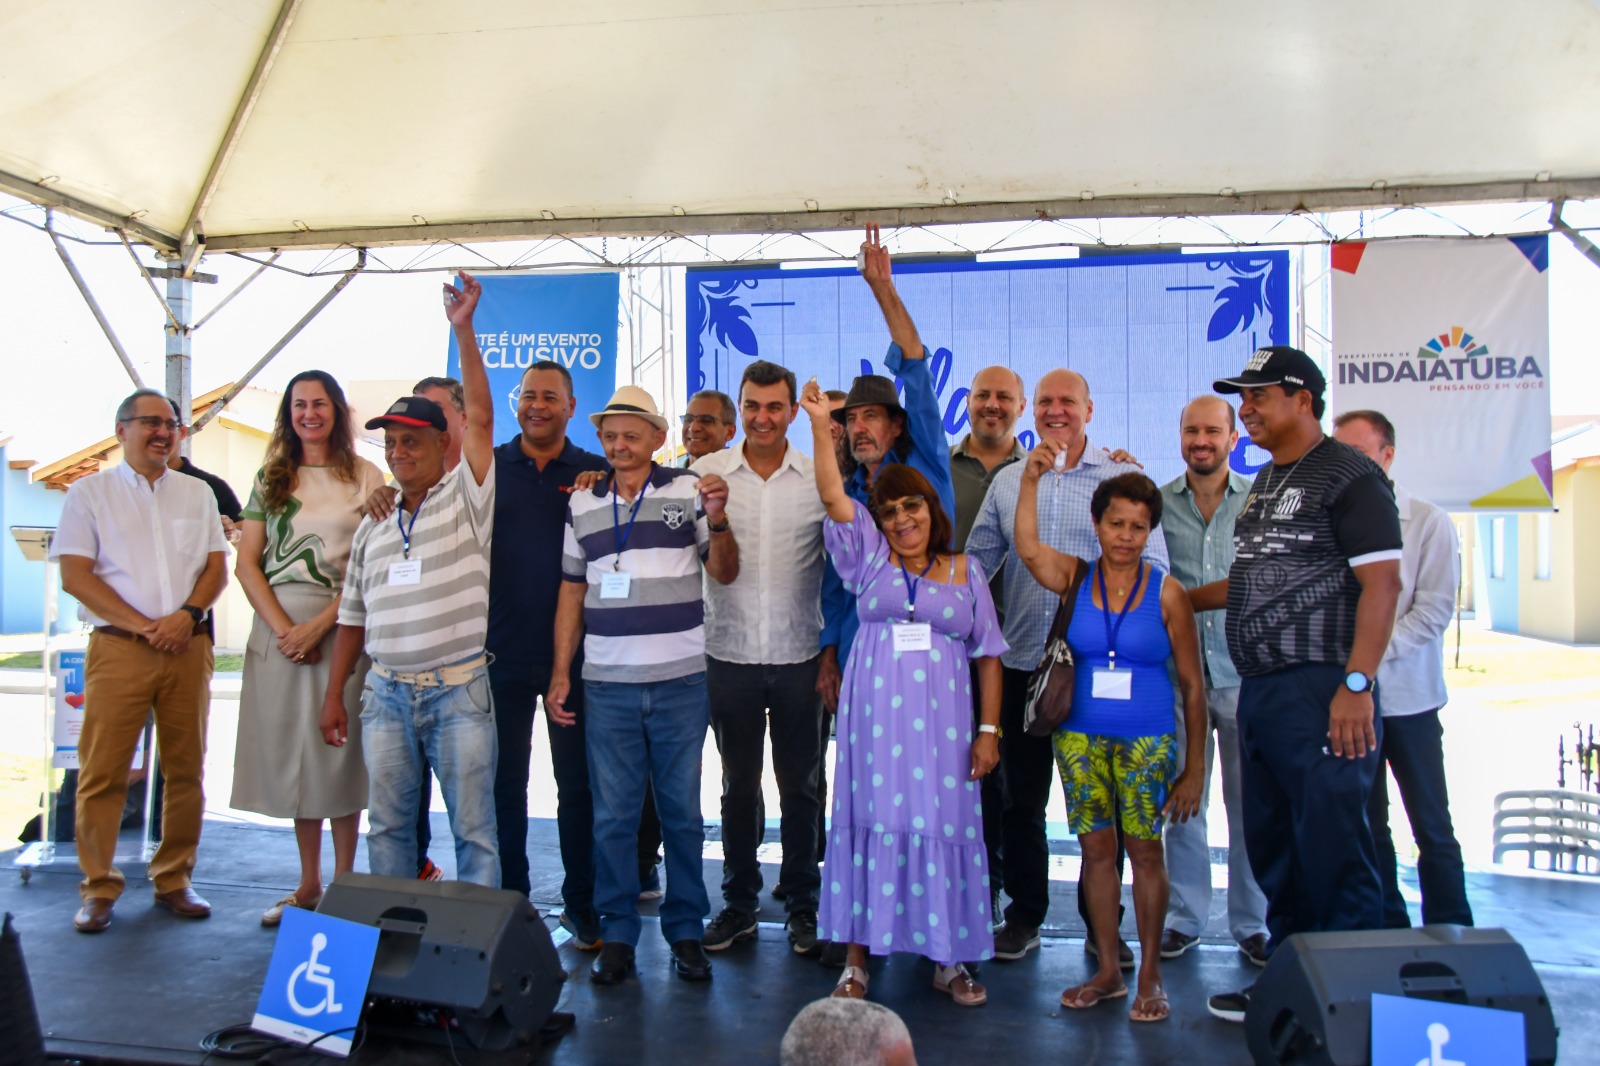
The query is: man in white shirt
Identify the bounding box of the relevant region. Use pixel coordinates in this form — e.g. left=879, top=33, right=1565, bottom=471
left=694, top=360, right=829, bottom=957
left=1333, top=409, right=1472, bottom=927
left=52, top=388, right=230, bottom=933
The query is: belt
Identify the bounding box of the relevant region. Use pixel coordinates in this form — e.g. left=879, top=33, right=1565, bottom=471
left=95, top=623, right=206, bottom=640
left=369, top=655, right=489, bottom=689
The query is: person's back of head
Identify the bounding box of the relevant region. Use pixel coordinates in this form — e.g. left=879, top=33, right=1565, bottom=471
left=779, top=998, right=916, bottom=1066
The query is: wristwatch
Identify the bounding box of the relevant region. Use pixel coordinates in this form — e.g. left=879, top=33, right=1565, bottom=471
left=707, top=517, right=731, bottom=533
left=1342, top=671, right=1374, bottom=694
left=978, top=724, right=1003, bottom=738
left=180, top=604, right=206, bottom=624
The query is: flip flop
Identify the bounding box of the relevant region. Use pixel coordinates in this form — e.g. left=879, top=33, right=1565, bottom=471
left=832, top=965, right=869, bottom=999
left=1060, top=982, right=1129, bottom=1009
left=1130, top=989, right=1171, bottom=1023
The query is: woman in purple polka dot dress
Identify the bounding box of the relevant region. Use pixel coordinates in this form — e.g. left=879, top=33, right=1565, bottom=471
left=799, top=379, right=1009, bottom=1008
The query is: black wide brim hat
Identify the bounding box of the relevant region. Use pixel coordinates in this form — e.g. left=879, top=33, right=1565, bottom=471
left=831, top=374, right=906, bottom=424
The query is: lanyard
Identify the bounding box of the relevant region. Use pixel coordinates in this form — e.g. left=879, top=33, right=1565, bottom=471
left=396, top=494, right=425, bottom=560
left=1098, top=560, right=1145, bottom=668
left=898, top=554, right=938, bottom=620
left=611, top=477, right=649, bottom=570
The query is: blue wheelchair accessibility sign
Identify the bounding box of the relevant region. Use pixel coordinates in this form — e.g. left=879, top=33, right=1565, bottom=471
left=1372, top=993, right=1526, bottom=1066
left=253, top=907, right=380, bottom=1056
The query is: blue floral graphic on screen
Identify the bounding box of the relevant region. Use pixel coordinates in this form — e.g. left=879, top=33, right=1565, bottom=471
left=1205, top=257, right=1285, bottom=344
left=693, top=278, right=761, bottom=360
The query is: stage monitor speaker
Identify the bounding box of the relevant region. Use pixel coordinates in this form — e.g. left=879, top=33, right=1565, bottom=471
left=318, top=873, right=566, bottom=1051
left=0, top=913, right=47, bottom=1066
left=1244, top=926, right=1556, bottom=1066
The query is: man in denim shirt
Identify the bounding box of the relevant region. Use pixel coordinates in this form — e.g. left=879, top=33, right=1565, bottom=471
left=1157, top=396, right=1269, bottom=965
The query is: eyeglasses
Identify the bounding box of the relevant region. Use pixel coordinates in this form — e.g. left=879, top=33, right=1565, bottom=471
left=121, top=416, right=182, bottom=432
left=680, top=414, right=726, bottom=427
left=873, top=496, right=927, bottom=520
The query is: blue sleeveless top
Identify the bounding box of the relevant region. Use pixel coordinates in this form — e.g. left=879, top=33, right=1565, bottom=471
left=1063, top=562, right=1177, bottom=738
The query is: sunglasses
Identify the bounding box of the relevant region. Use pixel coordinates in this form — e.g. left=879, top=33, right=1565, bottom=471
left=874, top=496, right=927, bottom=521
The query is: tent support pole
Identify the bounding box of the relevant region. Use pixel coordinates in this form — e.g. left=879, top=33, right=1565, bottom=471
left=165, top=254, right=194, bottom=457
left=43, top=211, right=144, bottom=389
left=191, top=248, right=367, bottom=433
left=1551, top=202, right=1600, bottom=272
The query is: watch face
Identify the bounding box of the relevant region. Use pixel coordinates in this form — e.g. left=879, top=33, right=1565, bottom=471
left=1345, top=672, right=1370, bottom=693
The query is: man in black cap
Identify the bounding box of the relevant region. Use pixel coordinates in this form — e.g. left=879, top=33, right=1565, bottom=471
left=319, top=271, right=501, bottom=886
left=816, top=224, right=958, bottom=730
left=1187, top=346, right=1403, bottom=1023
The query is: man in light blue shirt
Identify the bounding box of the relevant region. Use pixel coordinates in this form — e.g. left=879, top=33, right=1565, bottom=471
left=1158, top=396, right=1269, bottom=965
left=966, top=368, right=1167, bottom=962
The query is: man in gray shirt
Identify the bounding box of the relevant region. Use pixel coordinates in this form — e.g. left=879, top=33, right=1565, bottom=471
left=1157, top=396, right=1269, bottom=965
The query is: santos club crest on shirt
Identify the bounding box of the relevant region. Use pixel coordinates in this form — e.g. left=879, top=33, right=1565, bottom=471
left=1272, top=486, right=1305, bottom=520
left=661, top=502, right=689, bottom=530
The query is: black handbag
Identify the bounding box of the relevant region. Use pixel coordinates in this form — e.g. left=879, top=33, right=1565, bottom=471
left=1022, top=558, right=1089, bottom=737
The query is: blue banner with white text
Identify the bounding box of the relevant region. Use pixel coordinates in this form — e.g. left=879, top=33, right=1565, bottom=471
left=447, top=272, right=620, bottom=433
left=688, top=252, right=1290, bottom=487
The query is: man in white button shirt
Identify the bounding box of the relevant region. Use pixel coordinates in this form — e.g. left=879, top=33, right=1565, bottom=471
left=52, top=388, right=230, bottom=933
left=693, top=360, right=829, bottom=957
left=1333, top=410, right=1472, bottom=927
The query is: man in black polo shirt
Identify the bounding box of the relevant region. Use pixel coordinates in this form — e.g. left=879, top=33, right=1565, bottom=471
left=488, top=360, right=608, bottom=947
left=1188, top=347, right=1403, bottom=1023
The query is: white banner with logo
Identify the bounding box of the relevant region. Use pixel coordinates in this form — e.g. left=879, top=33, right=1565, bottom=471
left=1330, top=236, right=1553, bottom=510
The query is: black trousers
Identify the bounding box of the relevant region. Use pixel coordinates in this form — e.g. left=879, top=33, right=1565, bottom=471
left=488, top=659, right=597, bottom=931
left=707, top=655, right=823, bottom=915
left=1239, top=664, right=1386, bottom=946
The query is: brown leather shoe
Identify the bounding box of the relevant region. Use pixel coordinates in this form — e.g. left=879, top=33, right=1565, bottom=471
left=74, top=897, right=115, bottom=933
left=153, top=887, right=212, bottom=918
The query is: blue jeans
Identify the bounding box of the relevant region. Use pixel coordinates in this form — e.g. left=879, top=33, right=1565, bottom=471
left=585, top=673, right=711, bottom=947
left=1367, top=709, right=1474, bottom=927
left=361, top=664, right=500, bottom=887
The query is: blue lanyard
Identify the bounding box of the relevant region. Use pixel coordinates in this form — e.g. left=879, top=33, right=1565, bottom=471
left=396, top=494, right=425, bottom=560
left=1098, top=561, right=1145, bottom=668
left=611, top=477, right=648, bottom=571
left=898, top=554, right=938, bottom=621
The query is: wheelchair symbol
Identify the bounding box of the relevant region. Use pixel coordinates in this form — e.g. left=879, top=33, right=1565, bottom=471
left=287, top=932, right=343, bottom=1017
left=1413, top=1023, right=1465, bottom=1066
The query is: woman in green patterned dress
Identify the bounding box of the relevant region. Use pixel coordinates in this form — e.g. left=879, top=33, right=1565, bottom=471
left=231, top=370, right=387, bottom=925
left=1014, top=456, right=1207, bottom=1023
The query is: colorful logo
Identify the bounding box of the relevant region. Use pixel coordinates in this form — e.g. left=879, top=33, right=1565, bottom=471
left=1417, top=326, right=1488, bottom=362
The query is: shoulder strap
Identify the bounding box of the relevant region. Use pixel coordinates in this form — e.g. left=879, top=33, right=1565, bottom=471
left=1044, top=557, right=1090, bottom=644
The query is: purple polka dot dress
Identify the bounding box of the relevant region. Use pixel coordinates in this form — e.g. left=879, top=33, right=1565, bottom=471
left=819, top=502, right=1009, bottom=964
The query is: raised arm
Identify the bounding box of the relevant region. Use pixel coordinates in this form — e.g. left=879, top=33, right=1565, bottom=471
left=1013, top=440, right=1080, bottom=594
left=800, top=377, right=855, bottom=523
left=860, top=222, right=920, bottom=357
left=444, top=271, right=494, bottom=485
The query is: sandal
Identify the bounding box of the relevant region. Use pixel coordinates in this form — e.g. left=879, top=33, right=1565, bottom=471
left=1060, top=981, right=1128, bottom=1010
left=831, top=965, right=869, bottom=999
left=1130, top=988, right=1171, bottom=1023
left=933, top=964, right=987, bottom=1007
left=261, top=891, right=321, bottom=928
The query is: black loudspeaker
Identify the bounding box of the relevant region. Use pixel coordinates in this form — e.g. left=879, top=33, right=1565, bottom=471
left=318, top=873, right=566, bottom=1051
left=0, top=913, right=47, bottom=1066
left=1245, top=926, right=1557, bottom=1066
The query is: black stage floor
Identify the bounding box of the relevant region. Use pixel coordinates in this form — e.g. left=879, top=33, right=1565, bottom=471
left=5, top=817, right=1598, bottom=1064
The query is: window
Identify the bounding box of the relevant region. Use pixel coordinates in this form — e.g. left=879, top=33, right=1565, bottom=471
left=1534, top=513, right=1552, bottom=581
left=1489, top=517, right=1506, bottom=580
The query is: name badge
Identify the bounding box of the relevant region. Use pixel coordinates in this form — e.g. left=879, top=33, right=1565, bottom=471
left=600, top=571, right=632, bottom=599
left=387, top=560, right=422, bottom=586
left=1091, top=667, right=1133, bottom=701
left=892, top=623, right=932, bottom=652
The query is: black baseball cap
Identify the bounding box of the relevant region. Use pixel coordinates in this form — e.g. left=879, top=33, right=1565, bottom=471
left=1213, top=346, right=1326, bottom=397
left=364, top=395, right=447, bottom=432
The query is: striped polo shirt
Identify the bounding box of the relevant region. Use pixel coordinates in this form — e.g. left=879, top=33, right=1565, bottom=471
left=339, top=461, right=495, bottom=672
left=562, top=464, right=710, bottom=683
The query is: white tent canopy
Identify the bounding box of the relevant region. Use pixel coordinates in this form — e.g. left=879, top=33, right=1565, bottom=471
left=4, top=0, right=1600, bottom=255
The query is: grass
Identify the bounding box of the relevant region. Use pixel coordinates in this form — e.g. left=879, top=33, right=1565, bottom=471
left=0, top=651, right=243, bottom=672
left=215, top=654, right=244, bottom=673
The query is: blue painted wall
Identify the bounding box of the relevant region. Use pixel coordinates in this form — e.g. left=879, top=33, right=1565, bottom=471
left=1476, top=513, right=1519, bottom=634
left=0, top=443, right=78, bottom=635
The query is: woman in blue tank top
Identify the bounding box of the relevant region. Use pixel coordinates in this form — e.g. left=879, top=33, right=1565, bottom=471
left=1014, top=456, right=1207, bottom=1025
